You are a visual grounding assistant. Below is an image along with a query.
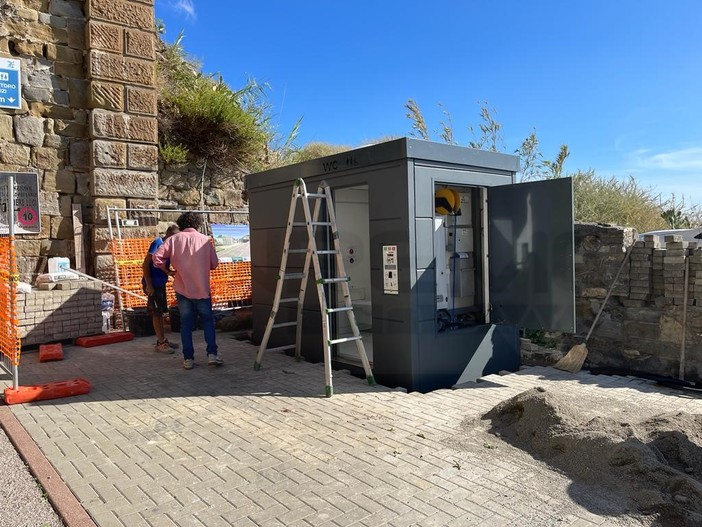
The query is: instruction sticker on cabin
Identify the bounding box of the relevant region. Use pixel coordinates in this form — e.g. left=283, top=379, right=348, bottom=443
left=0, top=172, right=40, bottom=234
left=383, top=245, right=398, bottom=294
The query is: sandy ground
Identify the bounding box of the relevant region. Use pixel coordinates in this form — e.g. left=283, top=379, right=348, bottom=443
left=446, top=385, right=702, bottom=526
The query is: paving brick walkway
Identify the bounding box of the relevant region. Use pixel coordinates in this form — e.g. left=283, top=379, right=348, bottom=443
left=4, top=332, right=702, bottom=526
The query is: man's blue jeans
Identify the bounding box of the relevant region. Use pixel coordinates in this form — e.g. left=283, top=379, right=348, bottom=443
left=176, top=293, right=218, bottom=360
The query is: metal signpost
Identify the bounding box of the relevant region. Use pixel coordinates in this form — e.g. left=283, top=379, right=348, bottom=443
left=0, top=172, right=40, bottom=234
left=0, top=56, right=21, bottom=109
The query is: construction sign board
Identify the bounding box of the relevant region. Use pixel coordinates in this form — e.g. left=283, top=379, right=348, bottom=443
left=0, top=172, right=40, bottom=234
left=0, top=57, right=21, bottom=109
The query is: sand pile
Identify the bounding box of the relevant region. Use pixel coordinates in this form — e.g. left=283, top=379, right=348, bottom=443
left=482, top=387, right=702, bottom=526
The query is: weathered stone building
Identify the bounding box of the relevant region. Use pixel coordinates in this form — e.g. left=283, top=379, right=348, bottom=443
left=0, top=0, right=159, bottom=282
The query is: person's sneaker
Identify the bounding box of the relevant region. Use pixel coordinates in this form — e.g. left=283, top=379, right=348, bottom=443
left=207, top=354, right=223, bottom=366
left=183, top=359, right=194, bottom=370
left=164, top=339, right=179, bottom=350
left=155, top=340, right=174, bottom=354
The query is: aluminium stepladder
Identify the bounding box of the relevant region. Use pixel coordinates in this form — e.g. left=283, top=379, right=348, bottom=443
left=254, top=178, right=375, bottom=397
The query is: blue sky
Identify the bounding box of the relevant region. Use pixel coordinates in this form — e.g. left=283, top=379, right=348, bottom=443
left=156, top=0, right=702, bottom=205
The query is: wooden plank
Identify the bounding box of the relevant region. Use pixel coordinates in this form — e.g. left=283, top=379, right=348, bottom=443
left=72, top=204, right=85, bottom=272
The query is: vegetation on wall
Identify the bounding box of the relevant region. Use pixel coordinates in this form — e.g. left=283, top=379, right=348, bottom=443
left=155, top=31, right=300, bottom=190
left=405, top=99, right=702, bottom=233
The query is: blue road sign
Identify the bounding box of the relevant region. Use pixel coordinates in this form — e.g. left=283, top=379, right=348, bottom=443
left=0, top=57, right=21, bottom=110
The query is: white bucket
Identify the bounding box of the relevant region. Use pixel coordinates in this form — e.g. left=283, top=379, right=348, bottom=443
left=48, top=257, right=70, bottom=274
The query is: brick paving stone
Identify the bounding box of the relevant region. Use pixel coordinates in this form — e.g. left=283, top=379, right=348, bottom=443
left=7, top=334, right=702, bottom=527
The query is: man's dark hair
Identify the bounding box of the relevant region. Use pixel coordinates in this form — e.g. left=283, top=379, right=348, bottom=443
left=176, top=212, right=203, bottom=231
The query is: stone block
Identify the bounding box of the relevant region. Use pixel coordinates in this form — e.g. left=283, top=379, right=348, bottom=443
left=90, top=110, right=157, bottom=143
left=51, top=216, right=74, bottom=239
left=0, top=142, right=30, bottom=165
left=54, top=119, right=87, bottom=138
left=55, top=170, right=76, bottom=193
left=40, top=238, right=73, bottom=257
left=34, top=147, right=62, bottom=170
left=15, top=239, right=42, bottom=257
left=0, top=115, right=12, bottom=140
left=89, top=81, right=123, bottom=111
left=14, top=115, right=45, bottom=147
left=92, top=168, right=157, bottom=198
left=40, top=191, right=60, bottom=215
left=86, top=20, right=122, bottom=53
left=93, top=197, right=126, bottom=222
left=88, top=50, right=154, bottom=87
left=50, top=0, right=84, bottom=18
left=42, top=171, right=57, bottom=192
left=126, top=86, right=156, bottom=115
left=125, top=29, right=155, bottom=59
left=67, top=78, right=89, bottom=108
left=60, top=195, right=73, bottom=216
left=69, top=140, right=90, bottom=168
left=87, top=0, right=153, bottom=30
left=55, top=61, right=84, bottom=79
left=127, top=143, right=157, bottom=170
left=93, top=140, right=127, bottom=167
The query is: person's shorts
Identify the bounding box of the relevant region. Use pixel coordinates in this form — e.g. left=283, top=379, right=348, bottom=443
left=147, top=286, right=168, bottom=314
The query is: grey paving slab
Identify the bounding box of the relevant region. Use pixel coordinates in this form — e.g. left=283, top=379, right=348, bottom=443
left=4, top=331, right=702, bottom=526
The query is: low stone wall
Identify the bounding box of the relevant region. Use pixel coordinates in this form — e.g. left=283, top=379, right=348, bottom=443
left=573, top=223, right=702, bottom=382
left=17, top=279, right=103, bottom=347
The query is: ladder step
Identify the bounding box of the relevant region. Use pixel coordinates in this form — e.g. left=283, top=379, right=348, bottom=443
left=273, top=321, right=298, bottom=328
left=327, top=306, right=353, bottom=313
left=282, top=273, right=305, bottom=280
left=329, top=336, right=362, bottom=345
left=266, top=344, right=297, bottom=353
left=306, top=193, right=326, bottom=198
left=319, top=277, right=350, bottom=284
left=279, top=297, right=298, bottom=303
left=292, top=222, right=333, bottom=227
left=316, top=250, right=339, bottom=255
left=287, top=249, right=309, bottom=254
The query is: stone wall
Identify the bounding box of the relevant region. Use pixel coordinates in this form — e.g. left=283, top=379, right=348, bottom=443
left=0, top=0, right=90, bottom=280
left=159, top=162, right=247, bottom=212
left=574, top=223, right=702, bottom=382
left=0, top=0, right=159, bottom=283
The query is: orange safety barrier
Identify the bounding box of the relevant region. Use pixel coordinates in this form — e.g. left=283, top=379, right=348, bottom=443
left=109, top=238, right=252, bottom=311
left=75, top=332, right=134, bottom=348
left=39, top=343, right=64, bottom=362
left=4, top=378, right=92, bottom=405
left=0, top=236, right=21, bottom=368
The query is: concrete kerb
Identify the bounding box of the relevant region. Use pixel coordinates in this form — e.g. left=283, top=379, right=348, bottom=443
left=0, top=405, right=97, bottom=527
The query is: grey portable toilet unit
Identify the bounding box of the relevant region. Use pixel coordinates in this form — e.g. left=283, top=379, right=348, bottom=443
left=246, top=138, right=575, bottom=392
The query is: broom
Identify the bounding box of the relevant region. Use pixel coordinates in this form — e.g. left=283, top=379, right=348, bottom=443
left=554, top=244, right=634, bottom=373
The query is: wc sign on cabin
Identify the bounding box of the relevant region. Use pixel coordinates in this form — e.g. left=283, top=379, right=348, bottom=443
left=0, top=57, right=21, bottom=110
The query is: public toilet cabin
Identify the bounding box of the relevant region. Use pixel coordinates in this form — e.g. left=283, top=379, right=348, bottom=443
left=246, top=138, right=575, bottom=392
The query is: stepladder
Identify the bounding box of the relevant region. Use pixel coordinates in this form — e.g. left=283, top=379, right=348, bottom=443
left=254, top=178, right=375, bottom=397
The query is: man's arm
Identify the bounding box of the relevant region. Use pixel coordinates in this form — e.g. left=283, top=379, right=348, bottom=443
left=209, top=242, right=219, bottom=270
left=142, top=253, right=154, bottom=294
left=152, top=240, right=170, bottom=271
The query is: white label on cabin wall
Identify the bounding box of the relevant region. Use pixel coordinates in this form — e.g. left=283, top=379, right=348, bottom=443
left=383, top=245, right=398, bottom=295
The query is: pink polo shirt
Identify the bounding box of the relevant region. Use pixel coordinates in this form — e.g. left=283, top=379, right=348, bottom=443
left=152, top=228, right=218, bottom=299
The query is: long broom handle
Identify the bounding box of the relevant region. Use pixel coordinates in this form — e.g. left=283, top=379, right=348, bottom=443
left=584, top=244, right=634, bottom=343
left=66, top=267, right=148, bottom=302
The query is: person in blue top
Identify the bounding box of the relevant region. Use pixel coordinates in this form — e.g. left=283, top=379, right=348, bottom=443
left=142, top=224, right=179, bottom=353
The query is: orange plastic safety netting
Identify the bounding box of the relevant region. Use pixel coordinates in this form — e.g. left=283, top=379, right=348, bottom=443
left=0, top=236, right=21, bottom=366
left=109, top=238, right=252, bottom=310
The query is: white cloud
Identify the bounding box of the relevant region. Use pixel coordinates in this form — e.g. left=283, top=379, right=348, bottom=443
left=173, top=0, right=196, bottom=19
left=636, top=147, right=702, bottom=171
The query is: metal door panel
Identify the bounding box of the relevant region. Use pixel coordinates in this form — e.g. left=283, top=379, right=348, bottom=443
left=487, top=178, right=575, bottom=332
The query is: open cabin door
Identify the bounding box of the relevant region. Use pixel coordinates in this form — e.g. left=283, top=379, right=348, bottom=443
left=487, top=177, right=575, bottom=332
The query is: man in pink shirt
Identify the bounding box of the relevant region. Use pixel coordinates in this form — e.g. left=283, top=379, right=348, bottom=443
left=153, top=212, right=221, bottom=369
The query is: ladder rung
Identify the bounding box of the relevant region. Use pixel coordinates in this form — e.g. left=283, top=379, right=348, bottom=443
left=279, top=297, right=298, bottom=303
left=292, top=221, right=333, bottom=227
left=266, top=345, right=297, bottom=352
left=282, top=273, right=305, bottom=280
left=329, top=336, right=362, bottom=345
left=273, top=321, right=298, bottom=328
left=306, top=193, right=326, bottom=198
left=316, top=250, right=339, bottom=255
left=327, top=307, right=353, bottom=313
left=319, top=277, right=350, bottom=284
left=288, top=249, right=309, bottom=253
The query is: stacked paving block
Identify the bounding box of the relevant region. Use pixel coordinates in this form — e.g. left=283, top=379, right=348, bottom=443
left=629, top=239, right=654, bottom=304
left=16, top=280, right=103, bottom=347
left=662, top=235, right=688, bottom=306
